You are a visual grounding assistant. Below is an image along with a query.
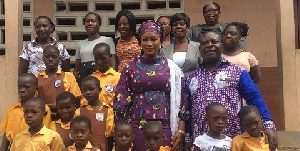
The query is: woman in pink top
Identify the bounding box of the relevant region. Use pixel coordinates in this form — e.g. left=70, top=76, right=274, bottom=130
left=222, top=22, right=261, bottom=84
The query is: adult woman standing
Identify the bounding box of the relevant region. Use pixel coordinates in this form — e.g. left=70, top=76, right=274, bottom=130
left=160, top=13, right=202, bottom=78
left=73, top=12, right=116, bottom=82
left=114, top=21, right=188, bottom=151
left=222, top=22, right=261, bottom=84
left=187, top=2, right=246, bottom=50
left=157, top=16, right=172, bottom=47
left=115, top=9, right=141, bottom=72
left=19, top=16, right=70, bottom=75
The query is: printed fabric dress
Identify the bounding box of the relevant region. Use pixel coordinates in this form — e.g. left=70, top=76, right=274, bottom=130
left=114, top=55, right=188, bottom=151
left=116, top=38, right=141, bottom=72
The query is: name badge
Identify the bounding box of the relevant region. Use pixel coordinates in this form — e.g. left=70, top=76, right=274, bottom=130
left=105, top=84, right=114, bottom=93
left=96, top=113, right=104, bottom=121
left=220, top=77, right=236, bottom=82
left=54, top=79, right=62, bottom=88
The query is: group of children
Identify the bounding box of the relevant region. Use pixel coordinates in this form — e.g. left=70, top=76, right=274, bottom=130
left=192, top=103, right=277, bottom=151
left=0, top=42, right=171, bottom=151
left=1, top=83, right=168, bottom=151
left=0, top=43, right=118, bottom=151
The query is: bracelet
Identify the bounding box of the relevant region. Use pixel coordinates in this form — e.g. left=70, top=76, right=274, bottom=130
left=178, top=129, right=185, bottom=135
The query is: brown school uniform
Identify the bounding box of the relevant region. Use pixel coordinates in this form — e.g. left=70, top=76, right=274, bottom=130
left=37, top=70, right=82, bottom=120
left=50, top=117, right=77, bottom=148
left=37, top=70, right=82, bottom=105
left=55, top=121, right=73, bottom=147
left=38, top=72, right=65, bottom=104
left=76, top=105, right=108, bottom=151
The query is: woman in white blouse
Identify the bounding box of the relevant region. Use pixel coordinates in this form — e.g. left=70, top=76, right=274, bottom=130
left=160, top=13, right=202, bottom=78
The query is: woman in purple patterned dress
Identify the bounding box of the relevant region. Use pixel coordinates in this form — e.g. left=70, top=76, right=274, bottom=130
left=113, top=20, right=188, bottom=151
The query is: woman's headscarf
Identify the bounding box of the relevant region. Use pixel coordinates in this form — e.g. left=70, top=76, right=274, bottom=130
left=138, top=20, right=164, bottom=43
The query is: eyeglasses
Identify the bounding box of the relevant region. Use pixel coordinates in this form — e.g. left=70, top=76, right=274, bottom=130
left=204, top=9, right=219, bottom=15
left=158, top=22, right=170, bottom=27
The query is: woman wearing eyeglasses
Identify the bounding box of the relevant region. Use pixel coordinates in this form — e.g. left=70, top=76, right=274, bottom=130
left=157, top=16, right=172, bottom=47
left=187, top=2, right=246, bottom=50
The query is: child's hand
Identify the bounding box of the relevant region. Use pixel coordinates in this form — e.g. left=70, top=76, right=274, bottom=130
left=265, top=130, right=278, bottom=151
left=171, top=131, right=183, bottom=151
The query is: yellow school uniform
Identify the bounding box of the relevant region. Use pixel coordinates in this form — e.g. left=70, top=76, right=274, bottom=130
left=81, top=68, right=120, bottom=106
left=232, top=131, right=278, bottom=151
left=49, top=119, right=70, bottom=131
left=146, top=146, right=170, bottom=151
left=0, top=101, right=52, bottom=142
left=112, top=146, right=132, bottom=151
left=10, top=126, right=65, bottom=151
left=67, top=141, right=100, bottom=151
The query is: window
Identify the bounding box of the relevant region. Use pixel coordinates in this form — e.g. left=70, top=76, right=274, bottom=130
left=108, top=18, right=116, bottom=25
left=70, top=32, right=88, bottom=40
left=56, top=3, right=66, bottom=11
left=169, top=1, right=181, bottom=8
left=56, top=18, right=76, bottom=26
left=57, top=32, right=67, bottom=41
left=121, top=2, right=140, bottom=10
left=147, top=1, right=166, bottom=9
left=23, top=34, right=31, bottom=41
left=0, top=49, right=4, bottom=55
left=69, top=3, right=87, bottom=11
left=95, top=3, right=114, bottom=11
left=67, top=49, right=76, bottom=56
left=0, top=0, right=4, bottom=14
left=1, top=29, right=4, bottom=44
left=0, top=19, right=4, bottom=26
left=23, top=3, right=30, bottom=12
left=23, top=19, right=30, bottom=26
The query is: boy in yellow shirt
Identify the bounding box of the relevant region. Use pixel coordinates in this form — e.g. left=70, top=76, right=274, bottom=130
left=232, top=105, right=278, bottom=151
left=0, top=73, right=51, bottom=151
left=10, top=97, right=65, bottom=151
left=81, top=43, right=120, bottom=106
left=63, top=116, right=100, bottom=151
left=37, top=45, right=81, bottom=119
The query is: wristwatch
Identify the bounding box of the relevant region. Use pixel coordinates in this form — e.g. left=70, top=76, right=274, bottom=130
left=178, top=129, right=185, bottom=135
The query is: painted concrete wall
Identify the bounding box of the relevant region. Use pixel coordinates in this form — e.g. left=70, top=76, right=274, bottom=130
left=185, top=0, right=277, bottom=67
left=0, top=0, right=22, bottom=123
left=276, top=0, right=300, bottom=131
